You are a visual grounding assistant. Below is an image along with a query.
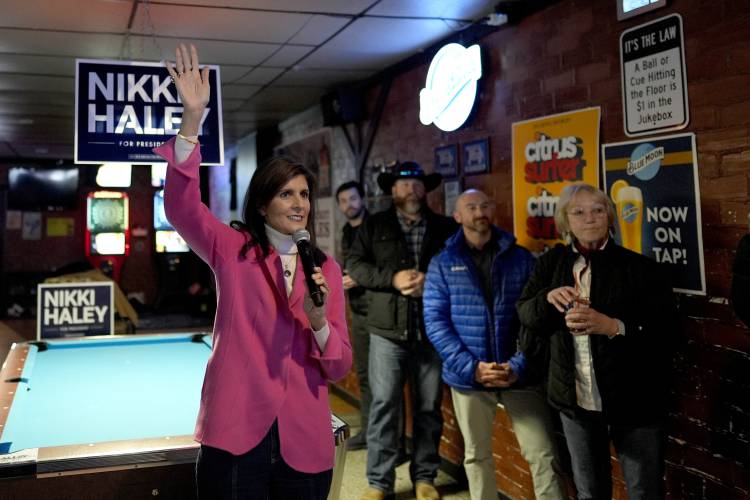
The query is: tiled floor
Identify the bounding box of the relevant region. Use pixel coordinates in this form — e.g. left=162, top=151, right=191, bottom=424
left=331, top=392, right=470, bottom=500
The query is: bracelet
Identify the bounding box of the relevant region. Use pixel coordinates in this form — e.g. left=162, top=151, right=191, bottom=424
left=177, top=132, right=198, bottom=145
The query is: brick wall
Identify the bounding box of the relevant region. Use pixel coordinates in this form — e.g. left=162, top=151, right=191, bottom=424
left=330, top=0, right=750, bottom=498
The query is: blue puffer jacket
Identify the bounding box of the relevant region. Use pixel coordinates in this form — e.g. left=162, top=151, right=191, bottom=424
left=423, top=227, right=535, bottom=390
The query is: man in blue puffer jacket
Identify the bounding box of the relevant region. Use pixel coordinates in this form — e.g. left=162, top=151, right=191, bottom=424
left=424, top=189, right=565, bottom=500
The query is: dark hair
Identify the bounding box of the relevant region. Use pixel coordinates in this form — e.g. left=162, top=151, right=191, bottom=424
left=230, top=155, right=326, bottom=263
left=335, top=180, right=364, bottom=200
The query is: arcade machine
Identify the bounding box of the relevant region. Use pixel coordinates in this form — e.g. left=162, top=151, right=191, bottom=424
left=152, top=170, right=214, bottom=317
left=85, top=191, right=130, bottom=282
left=152, top=184, right=190, bottom=312
left=152, top=165, right=215, bottom=317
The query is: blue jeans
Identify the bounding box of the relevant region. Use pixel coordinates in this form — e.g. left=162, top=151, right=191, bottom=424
left=196, top=421, right=333, bottom=499
left=366, top=334, right=443, bottom=493
left=350, top=310, right=372, bottom=432
left=560, top=410, right=665, bottom=500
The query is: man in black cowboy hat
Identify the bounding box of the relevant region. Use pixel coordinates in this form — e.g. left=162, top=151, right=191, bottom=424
left=347, top=161, right=457, bottom=500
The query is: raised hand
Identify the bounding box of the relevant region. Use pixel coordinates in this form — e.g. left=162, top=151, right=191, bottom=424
left=165, top=43, right=210, bottom=136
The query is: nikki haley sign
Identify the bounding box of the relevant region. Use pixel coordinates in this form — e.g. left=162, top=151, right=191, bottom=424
left=75, top=59, right=223, bottom=165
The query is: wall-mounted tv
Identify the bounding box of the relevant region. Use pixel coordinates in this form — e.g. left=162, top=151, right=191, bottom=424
left=8, top=166, right=79, bottom=210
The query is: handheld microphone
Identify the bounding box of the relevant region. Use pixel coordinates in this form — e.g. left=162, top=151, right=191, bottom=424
left=292, top=229, right=325, bottom=307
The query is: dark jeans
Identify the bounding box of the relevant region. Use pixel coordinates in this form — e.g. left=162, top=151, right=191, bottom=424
left=350, top=309, right=372, bottom=432
left=366, top=334, right=443, bottom=493
left=196, top=421, right=333, bottom=500
left=560, top=410, right=665, bottom=500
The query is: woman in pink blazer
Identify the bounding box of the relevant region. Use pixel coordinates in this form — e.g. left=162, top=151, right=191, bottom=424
left=157, top=44, right=352, bottom=499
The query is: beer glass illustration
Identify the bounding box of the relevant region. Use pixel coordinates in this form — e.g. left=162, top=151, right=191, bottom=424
left=612, top=182, right=643, bottom=254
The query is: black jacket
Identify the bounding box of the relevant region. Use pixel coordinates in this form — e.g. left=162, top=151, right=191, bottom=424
left=346, top=205, right=457, bottom=342
left=731, top=234, right=750, bottom=327
left=517, top=242, right=676, bottom=426
left=341, top=211, right=369, bottom=315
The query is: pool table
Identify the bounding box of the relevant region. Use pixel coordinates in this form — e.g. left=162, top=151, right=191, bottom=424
left=0, top=333, right=349, bottom=500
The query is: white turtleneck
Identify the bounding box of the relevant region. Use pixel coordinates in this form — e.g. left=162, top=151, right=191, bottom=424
left=264, top=224, right=329, bottom=351
left=265, top=223, right=299, bottom=295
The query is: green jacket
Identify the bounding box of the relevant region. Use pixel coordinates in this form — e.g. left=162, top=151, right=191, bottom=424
left=346, top=205, right=457, bottom=342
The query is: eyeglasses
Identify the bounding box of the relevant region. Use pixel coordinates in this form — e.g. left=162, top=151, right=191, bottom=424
left=568, top=206, right=607, bottom=218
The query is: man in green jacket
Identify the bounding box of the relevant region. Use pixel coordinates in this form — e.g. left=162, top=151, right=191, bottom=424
left=347, top=162, right=457, bottom=500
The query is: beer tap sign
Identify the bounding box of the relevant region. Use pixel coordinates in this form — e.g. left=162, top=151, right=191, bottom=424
left=603, top=132, right=705, bottom=295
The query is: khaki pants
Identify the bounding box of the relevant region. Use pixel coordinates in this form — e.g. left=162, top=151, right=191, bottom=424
left=450, top=387, right=566, bottom=500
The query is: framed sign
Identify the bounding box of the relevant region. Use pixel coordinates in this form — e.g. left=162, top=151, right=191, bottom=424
left=462, top=138, right=490, bottom=175
left=434, top=145, right=458, bottom=177
left=444, top=179, right=462, bottom=216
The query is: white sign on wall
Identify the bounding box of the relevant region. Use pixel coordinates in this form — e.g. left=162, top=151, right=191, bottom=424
left=419, top=43, right=482, bottom=132
left=315, top=197, right=335, bottom=257
left=620, top=14, right=689, bottom=137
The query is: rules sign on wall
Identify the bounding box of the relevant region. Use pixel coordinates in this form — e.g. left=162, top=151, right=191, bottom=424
left=620, top=14, right=689, bottom=137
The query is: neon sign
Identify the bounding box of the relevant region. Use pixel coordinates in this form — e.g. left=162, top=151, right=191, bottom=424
left=419, top=43, right=482, bottom=132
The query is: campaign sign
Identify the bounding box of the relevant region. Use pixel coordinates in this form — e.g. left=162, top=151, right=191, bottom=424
left=75, top=59, right=223, bottom=165
left=603, top=133, right=705, bottom=295
left=37, top=282, right=114, bottom=339
left=620, top=14, right=689, bottom=137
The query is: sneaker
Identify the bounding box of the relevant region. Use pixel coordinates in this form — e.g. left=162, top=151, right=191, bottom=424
left=347, top=431, right=367, bottom=451
left=360, top=486, right=386, bottom=500
left=415, top=482, right=440, bottom=500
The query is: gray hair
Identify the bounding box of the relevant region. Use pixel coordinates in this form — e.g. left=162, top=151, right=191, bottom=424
left=554, top=183, right=616, bottom=242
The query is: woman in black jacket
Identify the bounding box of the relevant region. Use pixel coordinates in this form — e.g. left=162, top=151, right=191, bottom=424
left=731, top=231, right=750, bottom=327
left=517, top=183, right=675, bottom=500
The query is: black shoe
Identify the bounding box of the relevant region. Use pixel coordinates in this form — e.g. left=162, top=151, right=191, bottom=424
left=347, top=431, right=367, bottom=451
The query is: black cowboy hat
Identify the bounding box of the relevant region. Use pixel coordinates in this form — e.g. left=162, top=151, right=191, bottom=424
left=377, top=161, right=443, bottom=193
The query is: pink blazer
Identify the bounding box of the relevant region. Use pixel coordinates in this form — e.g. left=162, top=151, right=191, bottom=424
left=155, top=138, right=352, bottom=473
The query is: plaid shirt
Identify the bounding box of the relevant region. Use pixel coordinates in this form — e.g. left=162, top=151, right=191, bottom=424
left=396, top=209, right=426, bottom=340
left=396, top=210, right=426, bottom=267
